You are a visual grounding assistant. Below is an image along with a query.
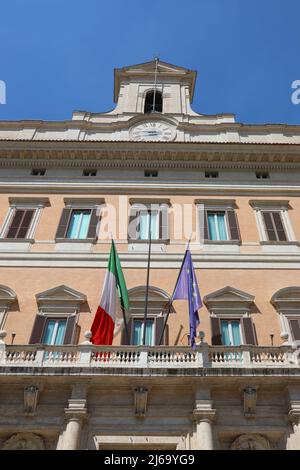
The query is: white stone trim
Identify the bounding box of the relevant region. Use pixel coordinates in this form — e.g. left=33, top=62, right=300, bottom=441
left=0, top=198, right=49, bottom=239
left=250, top=201, right=294, bottom=244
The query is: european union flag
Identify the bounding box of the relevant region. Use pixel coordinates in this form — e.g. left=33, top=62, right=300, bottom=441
left=172, top=250, right=202, bottom=349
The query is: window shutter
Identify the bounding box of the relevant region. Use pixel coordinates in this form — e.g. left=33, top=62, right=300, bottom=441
left=128, top=209, right=140, bottom=241
left=121, top=318, right=132, bottom=345
left=6, top=210, right=25, bottom=238
left=242, top=317, right=256, bottom=345
left=63, top=315, right=77, bottom=344
left=29, top=315, right=47, bottom=344
left=159, top=206, right=168, bottom=240
left=6, top=209, right=34, bottom=239
left=17, top=209, right=35, bottom=238
left=262, top=212, right=277, bottom=241
left=87, top=208, right=100, bottom=240
left=289, top=319, right=300, bottom=341
left=198, top=207, right=209, bottom=241
left=211, top=317, right=222, bottom=345
left=272, top=212, right=287, bottom=241
left=55, top=208, right=71, bottom=239
left=226, top=209, right=240, bottom=242
left=155, top=316, right=166, bottom=345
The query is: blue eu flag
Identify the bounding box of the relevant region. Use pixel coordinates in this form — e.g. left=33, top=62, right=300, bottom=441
left=172, top=250, right=202, bottom=349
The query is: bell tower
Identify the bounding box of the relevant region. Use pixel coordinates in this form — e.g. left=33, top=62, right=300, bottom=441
left=113, top=59, right=197, bottom=116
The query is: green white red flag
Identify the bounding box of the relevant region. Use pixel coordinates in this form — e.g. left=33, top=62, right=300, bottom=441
left=91, top=240, right=129, bottom=345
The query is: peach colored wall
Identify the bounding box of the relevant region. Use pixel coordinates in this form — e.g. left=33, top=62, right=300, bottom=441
left=0, top=192, right=299, bottom=247
left=2, top=266, right=297, bottom=347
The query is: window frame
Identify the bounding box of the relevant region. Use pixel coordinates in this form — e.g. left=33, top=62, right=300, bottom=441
left=249, top=200, right=297, bottom=245
left=196, top=199, right=241, bottom=245
left=0, top=198, right=50, bottom=241
left=128, top=199, right=170, bottom=244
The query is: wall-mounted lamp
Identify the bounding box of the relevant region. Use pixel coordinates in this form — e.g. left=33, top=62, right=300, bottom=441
left=11, top=332, right=16, bottom=345
left=270, top=334, right=274, bottom=346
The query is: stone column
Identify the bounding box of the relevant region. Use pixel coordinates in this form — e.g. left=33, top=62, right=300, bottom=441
left=287, top=386, right=300, bottom=450
left=59, top=383, right=88, bottom=450
left=62, top=410, right=86, bottom=450
left=288, top=409, right=300, bottom=450
left=193, top=409, right=216, bottom=450
left=192, top=386, right=216, bottom=450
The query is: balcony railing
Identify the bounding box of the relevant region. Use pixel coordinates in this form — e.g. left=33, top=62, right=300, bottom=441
left=1, top=343, right=299, bottom=370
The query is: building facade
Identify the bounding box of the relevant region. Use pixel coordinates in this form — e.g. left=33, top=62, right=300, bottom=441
left=0, top=60, right=300, bottom=450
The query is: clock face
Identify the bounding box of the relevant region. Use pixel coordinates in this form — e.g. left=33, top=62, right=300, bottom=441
left=130, top=121, right=174, bottom=142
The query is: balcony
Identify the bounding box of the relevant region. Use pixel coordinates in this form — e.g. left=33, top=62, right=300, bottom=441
left=1, top=341, right=300, bottom=376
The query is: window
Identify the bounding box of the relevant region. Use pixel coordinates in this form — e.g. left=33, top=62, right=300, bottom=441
left=55, top=207, right=100, bottom=241
left=256, top=171, right=270, bottom=179
left=205, top=171, right=219, bottom=178
left=138, top=210, right=159, bottom=240
left=121, top=286, right=170, bottom=345
left=29, top=285, right=86, bottom=345
left=197, top=201, right=240, bottom=243
left=42, top=318, right=67, bottom=345
left=207, top=212, right=228, bottom=241
left=144, top=170, right=158, bottom=177
left=220, top=320, right=242, bottom=346
left=132, top=319, right=154, bottom=346
left=128, top=202, right=169, bottom=242
left=144, top=90, right=163, bottom=113
left=31, top=169, right=46, bottom=176
left=204, top=286, right=257, bottom=346
left=249, top=200, right=296, bottom=245
left=66, top=210, right=91, bottom=239
left=4, top=209, right=35, bottom=239
left=261, top=211, right=287, bottom=241
left=83, top=169, right=97, bottom=177
left=271, top=287, right=300, bottom=345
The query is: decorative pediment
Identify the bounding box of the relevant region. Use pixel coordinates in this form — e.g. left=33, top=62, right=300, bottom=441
left=271, top=287, right=300, bottom=311
left=36, top=285, right=86, bottom=308
left=204, top=286, right=254, bottom=311
left=0, top=285, right=17, bottom=308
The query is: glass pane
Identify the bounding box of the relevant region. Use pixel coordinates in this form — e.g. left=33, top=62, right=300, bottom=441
left=217, top=214, right=227, bottom=240
left=221, top=320, right=231, bottom=346
left=133, top=320, right=143, bottom=345
left=150, top=212, right=158, bottom=240
left=78, top=212, right=90, bottom=238
left=208, top=213, right=217, bottom=240
left=66, top=212, right=81, bottom=239
left=42, top=320, right=55, bottom=344
left=139, top=213, right=149, bottom=240
left=54, top=320, right=67, bottom=345
left=145, top=319, right=154, bottom=346
left=231, top=321, right=241, bottom=346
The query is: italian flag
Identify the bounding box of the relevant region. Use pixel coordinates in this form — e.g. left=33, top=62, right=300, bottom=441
left=91, top=240, right=129, bottom=345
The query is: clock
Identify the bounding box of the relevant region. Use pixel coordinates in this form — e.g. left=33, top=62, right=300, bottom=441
left=129, top=121, right=175, bottom=142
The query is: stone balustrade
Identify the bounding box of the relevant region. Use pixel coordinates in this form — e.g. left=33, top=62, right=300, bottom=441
left=0, top=342, right=299, bottom=371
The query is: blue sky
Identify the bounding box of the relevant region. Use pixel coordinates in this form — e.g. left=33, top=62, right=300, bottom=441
left=0, top=0, right=299, bottom=124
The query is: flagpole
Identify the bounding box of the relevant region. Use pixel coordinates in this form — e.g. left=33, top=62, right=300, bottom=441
left=158, top=234, right=193, bottom=346
left=112, top=238, right=130, bottom=345
left=142, top=210, right=152, bottom=346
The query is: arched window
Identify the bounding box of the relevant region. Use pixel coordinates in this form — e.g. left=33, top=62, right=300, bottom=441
left=144, top=90, right=163, bottom=113
left=122, top=286, right=171, bottom=345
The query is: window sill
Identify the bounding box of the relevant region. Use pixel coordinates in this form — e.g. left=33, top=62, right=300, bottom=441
left=0, top=239, right=34, bottom=252
left=55, top=238, right=97, bottom=244
left=55, top=240, right=94, bottom=253
left=260, top=241, right=300, bottom=246
left=0, top=238, right=35, bottom=243
left=128, top=242, right=168, bottom=253
left=260, top=241, right=300, bottom=253
left=128, top=239, right=170, bottom=244
left=203, top=240, right=241, bottom=245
